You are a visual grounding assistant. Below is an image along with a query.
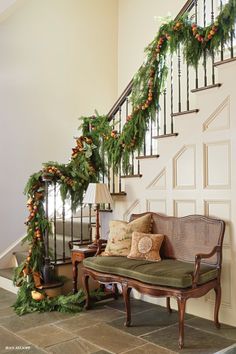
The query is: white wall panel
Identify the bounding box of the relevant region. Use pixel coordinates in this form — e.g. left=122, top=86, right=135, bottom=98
left=204, top=141, right=230, bottom=189
left=173, top=200, right=196, bottom=217
left=173, top=145, right=196, bottom=189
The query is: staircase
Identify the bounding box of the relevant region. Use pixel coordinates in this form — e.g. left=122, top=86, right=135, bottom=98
left=0, top=0, right=235, bottom=323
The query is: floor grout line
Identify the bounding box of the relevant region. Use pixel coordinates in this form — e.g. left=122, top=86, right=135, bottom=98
left=139, top=322, right=178, bottom=338
left=185, top=323, right=236, bottom=341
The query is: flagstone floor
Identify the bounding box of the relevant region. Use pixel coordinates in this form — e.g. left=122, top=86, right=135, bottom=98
left=0, top=287, right=236, bottom=354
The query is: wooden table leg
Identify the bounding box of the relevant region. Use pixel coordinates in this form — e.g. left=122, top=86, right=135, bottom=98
left=72, top=260, right=78, bottom=294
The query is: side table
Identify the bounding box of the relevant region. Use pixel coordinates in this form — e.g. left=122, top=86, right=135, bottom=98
left=71, top=247, right=97, bottom=294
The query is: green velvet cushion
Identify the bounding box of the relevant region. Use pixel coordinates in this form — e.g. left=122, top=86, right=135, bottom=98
left=83, top=256, right=218, bottom=289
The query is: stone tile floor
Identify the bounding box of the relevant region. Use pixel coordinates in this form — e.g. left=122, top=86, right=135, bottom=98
left=0, top=287, right=236, bottom=354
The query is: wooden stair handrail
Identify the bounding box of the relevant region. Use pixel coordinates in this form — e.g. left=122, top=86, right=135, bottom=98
left=107, top=0, right=195, bottom=119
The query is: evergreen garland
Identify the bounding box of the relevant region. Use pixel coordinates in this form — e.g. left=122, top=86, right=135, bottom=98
left=13, top=0, right=236, bottom=314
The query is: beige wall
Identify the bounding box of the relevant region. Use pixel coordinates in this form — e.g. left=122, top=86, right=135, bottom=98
left=0, top=0, right=118, bottom=252
left=118, top=0, right=185, bottom=93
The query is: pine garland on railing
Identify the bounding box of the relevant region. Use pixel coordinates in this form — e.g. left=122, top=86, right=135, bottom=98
left=13, top=0, right=236, bottom=314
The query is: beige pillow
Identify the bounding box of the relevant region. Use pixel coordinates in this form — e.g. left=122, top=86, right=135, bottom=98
left=103, top=214, right=152, bottom=257
left=127, top=231, right=164, bottom=262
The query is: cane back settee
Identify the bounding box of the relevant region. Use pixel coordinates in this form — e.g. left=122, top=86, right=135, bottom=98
left=82, top=212, right=225, bottom=349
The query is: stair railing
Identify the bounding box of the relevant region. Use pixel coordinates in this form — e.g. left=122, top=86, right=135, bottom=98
left=104, top=0, right=235, bottom=191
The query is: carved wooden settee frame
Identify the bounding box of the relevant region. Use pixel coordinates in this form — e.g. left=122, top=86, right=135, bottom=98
left=82, top=213, right=225, bottom=349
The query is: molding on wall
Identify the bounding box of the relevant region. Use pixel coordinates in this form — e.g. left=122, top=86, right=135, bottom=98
left=203, top=96, right=230, bottom=132
left=204, top=199, right=231, bottom=248
left=146, top=199, right=167, bottom=214
left=146, top=168, right=166, bottom=190
left=123, top=199, right=140, bottom=221
left=173, top=145, right=196, bottom=190
left=173, top=199, right=197, bottom=217
left=203, top=141, right=231, bottom=189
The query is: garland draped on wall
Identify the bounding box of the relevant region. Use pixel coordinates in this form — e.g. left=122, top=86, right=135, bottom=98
left=13, top=0, right=236, bottom=315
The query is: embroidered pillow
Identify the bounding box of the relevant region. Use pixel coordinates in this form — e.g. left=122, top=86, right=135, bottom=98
left=103, top=214, right=152, bottom=257
left=127, top=231, right=164, bottom=262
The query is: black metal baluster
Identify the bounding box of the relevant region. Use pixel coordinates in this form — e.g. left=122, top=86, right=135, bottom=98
left=137, top=159, right=140, bottom=175
left=131, top=151, right=134, bottom=174
left=108, top=166, right=110, bottom=191
left=164, top=88, right=167, bottom=134
left=170, top=54, right=174, bottom=133
left=80, top=202, right=83, bottom=243
left=230, top=27, right=234, bottom=58
left=220, top=0, right=224, bottom=61
left=118, top=105, right=122, bottom=187
left=102, top=138, right=105, bottom=184
left=143, top=134, right=146, bottom=156
left=195, top=0, right=199, bottom=89
left=70, top=197, right=74, bottom=243
left=178, top=45, right=182, bottom=112
left=119, top=163, right=122, bottom=192
left=211, top=0, right=215, bottom=84
left=203, top=0, right=207, bottom=87
left=112, top=114, right=116, bottom=192
left=186, top=63, right=190, bottom=111
left=112, top=164, right=115, bottom=193
left=150, top=117, right=153, bottom=155
left=53, top=181, right=57, bottom=263
left=62, top=200, right=65, bottom=262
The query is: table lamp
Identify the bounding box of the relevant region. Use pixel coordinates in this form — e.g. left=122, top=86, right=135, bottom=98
left=83, top=183, right=113, bottom=248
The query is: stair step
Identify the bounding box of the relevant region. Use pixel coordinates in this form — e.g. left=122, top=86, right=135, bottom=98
left=171, top=109, right=199, bottom=117
left=120, top=174, right=142, bottom=178
left=153, top=133, right=179, bottom=139
left=0, top=268, right=14, bottom=280
left=136, top=154, right=159, bottom=160
left=191, top=83, right=222, bottom=93
left=13, top=251, right=27, bottom=266
left=214, top=56, right=236, bottom=67
left=99, top=209, right=113, bottom=213
left=110, top=192, right=127, bottom=196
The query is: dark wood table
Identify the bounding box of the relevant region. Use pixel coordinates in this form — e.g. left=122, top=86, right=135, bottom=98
left=71, top=247, right=97, bottom=294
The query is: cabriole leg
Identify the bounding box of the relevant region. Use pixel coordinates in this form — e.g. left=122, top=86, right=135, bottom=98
left=122, top=282, right=132, bottom=327
left=214, top=285, right=221, bottom=329
left=177, top=297, right=187, bottom=349
left=82, top=273, right=91, bottom=310
left=166, top=297, right=172, bottom=313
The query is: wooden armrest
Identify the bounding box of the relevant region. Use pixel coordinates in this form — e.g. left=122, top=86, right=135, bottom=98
left=195, top=245, right=221, bottom=261
left=95, top=239, right=107, bottom=256
left=192, top=245, right=221, bottom=287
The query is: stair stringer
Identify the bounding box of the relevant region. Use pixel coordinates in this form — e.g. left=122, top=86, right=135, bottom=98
left=0, top=235, right=29, bottom=293
left=0, top=235, right=28, bottom=269
left=113, top=61, right=236, bottom=326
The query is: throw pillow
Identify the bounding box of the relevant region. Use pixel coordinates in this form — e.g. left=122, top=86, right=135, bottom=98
left=103, top=213, right=152, bottom=256
left=127, top=231, right=164, bottom=261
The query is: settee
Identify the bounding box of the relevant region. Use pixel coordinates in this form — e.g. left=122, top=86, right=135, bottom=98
left=82, top=212, right=225, bottom=349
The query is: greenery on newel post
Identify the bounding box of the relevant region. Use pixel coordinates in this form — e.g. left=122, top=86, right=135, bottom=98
left=13, top=130, right=105, bottom=315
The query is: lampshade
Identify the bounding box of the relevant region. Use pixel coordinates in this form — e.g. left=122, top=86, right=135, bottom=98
left=83, top=183, right=113, bottom=205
